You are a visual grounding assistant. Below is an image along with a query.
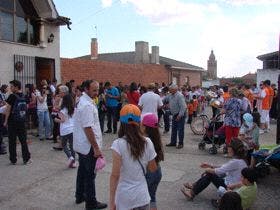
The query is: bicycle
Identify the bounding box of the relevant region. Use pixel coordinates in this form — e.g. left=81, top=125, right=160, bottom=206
left=190, top=114, right=210, bottom=135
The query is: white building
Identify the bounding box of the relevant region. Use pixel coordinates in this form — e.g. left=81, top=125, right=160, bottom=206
left=0, top=0, right=70, bottom=87
left=257, top=51, right=280, bottom=85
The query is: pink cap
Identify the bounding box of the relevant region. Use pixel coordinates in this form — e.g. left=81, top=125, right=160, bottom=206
left=142, top=113, right=158, bottom=128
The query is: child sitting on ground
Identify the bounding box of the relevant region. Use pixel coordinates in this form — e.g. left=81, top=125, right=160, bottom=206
left=239, top=113, right=259, bottom=163
left=215, top=167, right=258, bottom=210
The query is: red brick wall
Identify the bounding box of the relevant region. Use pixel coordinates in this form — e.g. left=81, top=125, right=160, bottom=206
left=61, top=58, right=202, bottom=87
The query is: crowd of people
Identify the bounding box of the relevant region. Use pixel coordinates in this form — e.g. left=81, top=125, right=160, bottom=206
left=0, top=77, right=278, bottom=210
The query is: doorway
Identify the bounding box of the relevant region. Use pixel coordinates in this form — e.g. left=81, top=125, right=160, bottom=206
left=35, top=57, right=55, bottom=88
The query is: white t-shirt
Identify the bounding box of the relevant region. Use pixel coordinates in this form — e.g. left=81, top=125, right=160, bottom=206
left=0, top=105, right=6, bottom=114
left=50, top=84, right=56, bottom=94
left=59, top=108, right=74, bottom=136
left=215, top=159, right=247, bottom=185
left=35, top=90, right=48, bottom=111
left=138, top=91, right=163, bottom=119
left=73, top=93, right=102, bottom=155
left=111, top=137, right=157, bottom=210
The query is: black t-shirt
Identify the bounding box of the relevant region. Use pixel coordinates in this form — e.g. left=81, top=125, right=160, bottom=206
left=6, top=92, right=24, bottom=123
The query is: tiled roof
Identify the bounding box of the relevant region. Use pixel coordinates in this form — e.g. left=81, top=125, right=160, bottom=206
left=76, top=52, right=204, bottom=71
left=257, top=51, right=279, bottom=61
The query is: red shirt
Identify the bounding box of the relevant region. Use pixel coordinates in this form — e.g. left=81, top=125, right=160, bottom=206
left=127, top=91, right=140, bottom=105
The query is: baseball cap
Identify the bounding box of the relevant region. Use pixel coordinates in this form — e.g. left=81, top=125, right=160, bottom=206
left=142, top=113, right=158, bottom=128
left=243, top=113, right=253, bottom=127
left=120, top=104, right=141, bottom=125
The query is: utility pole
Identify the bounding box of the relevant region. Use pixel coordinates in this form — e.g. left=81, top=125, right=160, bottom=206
left=277, top=33, right=280, bottom=144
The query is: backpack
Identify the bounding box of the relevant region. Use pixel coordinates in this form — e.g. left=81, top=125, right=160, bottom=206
left=12, top=94, right=27, bottom=122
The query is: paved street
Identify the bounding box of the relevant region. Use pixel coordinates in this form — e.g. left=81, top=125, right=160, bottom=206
left=0, top=119, right=279, bottom=210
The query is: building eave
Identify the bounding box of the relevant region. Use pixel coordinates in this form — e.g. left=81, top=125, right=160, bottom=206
left=169, top=66, right=205, bottom=72
left=257, top=51, right=279, bottom=61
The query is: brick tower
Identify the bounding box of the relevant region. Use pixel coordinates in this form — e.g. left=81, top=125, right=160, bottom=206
left=207, top=50, right=217, bottom=79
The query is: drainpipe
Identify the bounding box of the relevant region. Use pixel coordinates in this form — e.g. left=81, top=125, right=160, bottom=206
left=277, top=33, right=280, bottom=144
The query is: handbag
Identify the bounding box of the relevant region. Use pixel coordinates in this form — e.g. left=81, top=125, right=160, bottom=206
left=95, top=156, right=106, bottom=172
left=137, top=159, right=148, bottom=180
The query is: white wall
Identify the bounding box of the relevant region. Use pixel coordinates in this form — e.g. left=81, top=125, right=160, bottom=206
left=0, top=24, right=61, bottom=85
left=202, top=79, right=220, bottom=88
left=257, top=69, right=280, bottom=86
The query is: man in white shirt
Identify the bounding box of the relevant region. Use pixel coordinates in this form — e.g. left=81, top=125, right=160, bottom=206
left=73, top=80, right=107, bottom=210
left=138, top=83, right=163, bottom=119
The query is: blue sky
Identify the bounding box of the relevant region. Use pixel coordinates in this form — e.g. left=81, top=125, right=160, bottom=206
left=54, top=0, right=280, bottom=77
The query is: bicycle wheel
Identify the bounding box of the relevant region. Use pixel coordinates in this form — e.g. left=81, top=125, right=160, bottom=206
left=191, top=116, right=208, bottom=135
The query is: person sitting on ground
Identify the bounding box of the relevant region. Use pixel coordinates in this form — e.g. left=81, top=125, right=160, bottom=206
left=219, top=192, right=243, bottom=210
left=180, top=138, right=247, bottom=201
left=235, top=167, right=257, bottom=210
left=239, top=113, right=259, bottom=163
left=213, top=167, right=258, bottom=210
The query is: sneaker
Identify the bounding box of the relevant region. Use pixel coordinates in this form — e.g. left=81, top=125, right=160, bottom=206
left=104, top=130, right=112, bottom=134
left=223, top=154, right=231, bottom=158
left=70, top=162, right=77, bottom=168
left=53, top=146, right=63, bottom=151
left=75, top=197, right=85, bottom=204
left=176, top=144, right=184, bottom=149
left=86, top=201, right=107, bottom=210
left=166, top=143, right=176, bottom=147
left=0, top=150, right=7, bottom=155
left=211, top=199, right=219, bottom=208
left=24, top=159, right=32, bottom=165
left=259, top=129, right=265, bottom=134
left=264, top=129, right=269, bottom=133
left=68, top=157, right=75, bottom=168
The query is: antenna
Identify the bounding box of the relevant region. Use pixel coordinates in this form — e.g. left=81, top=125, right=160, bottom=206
left=94, top=25, right=98, bottom=38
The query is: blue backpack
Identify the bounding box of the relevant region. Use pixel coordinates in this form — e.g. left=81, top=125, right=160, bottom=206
left=12, top=94, right=27, bottom=122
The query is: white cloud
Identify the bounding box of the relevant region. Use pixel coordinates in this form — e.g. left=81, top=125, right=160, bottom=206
left=99, top=0, right=279, bottom=77
left=118, top=0, right=221, bottom=25
left=101, top=0, right=113, bottom=7
left=221, top=0, right=280, bottom=6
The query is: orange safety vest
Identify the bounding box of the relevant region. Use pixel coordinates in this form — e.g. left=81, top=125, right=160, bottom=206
left=261, top=87, right=270, bottom=110
left=223, top=92, right=230, bottom=102
left=267, top=86, right=274, bottom=108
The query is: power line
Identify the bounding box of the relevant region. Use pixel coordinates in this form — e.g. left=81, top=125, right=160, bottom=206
left=75, top=0, right=121, bottom=25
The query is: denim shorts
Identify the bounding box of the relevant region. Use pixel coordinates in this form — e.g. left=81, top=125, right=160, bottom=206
left=146, top=166, right=162, bottom=208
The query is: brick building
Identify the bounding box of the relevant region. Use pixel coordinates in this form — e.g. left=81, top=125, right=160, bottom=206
left=61, top=39, right=205, bottom=87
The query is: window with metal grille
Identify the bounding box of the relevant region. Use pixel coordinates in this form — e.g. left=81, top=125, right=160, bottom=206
left=14, top=54, right=36, bottom=89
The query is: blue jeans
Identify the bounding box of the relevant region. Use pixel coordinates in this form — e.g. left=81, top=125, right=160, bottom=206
left=146, top=166, right=162, bottom=208
left=106, top=106, right=118, bottom=132
left=163, top=110, right=171, bottom=132
left=37, top=110, right=51, bottom=139
left=61, top=133, right=75, bottom=159
left=170, top=114, right=186, bottom=145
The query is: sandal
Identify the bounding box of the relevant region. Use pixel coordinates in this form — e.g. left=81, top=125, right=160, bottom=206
left=183, top=182, right=193, bottom=189
left=180, top=187, right=194, bottom=201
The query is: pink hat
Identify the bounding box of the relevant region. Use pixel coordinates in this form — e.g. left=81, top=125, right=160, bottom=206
left=142, top=113, right=158, bottom=128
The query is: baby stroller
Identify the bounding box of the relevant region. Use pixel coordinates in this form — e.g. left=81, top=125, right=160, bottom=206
left=198, top=114, right=226, bottom=154
left=252, top=145, right=280, bottom=178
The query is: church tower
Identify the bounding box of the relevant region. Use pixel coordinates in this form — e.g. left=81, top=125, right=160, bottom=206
left=207, top=50, right=217, bottom=79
